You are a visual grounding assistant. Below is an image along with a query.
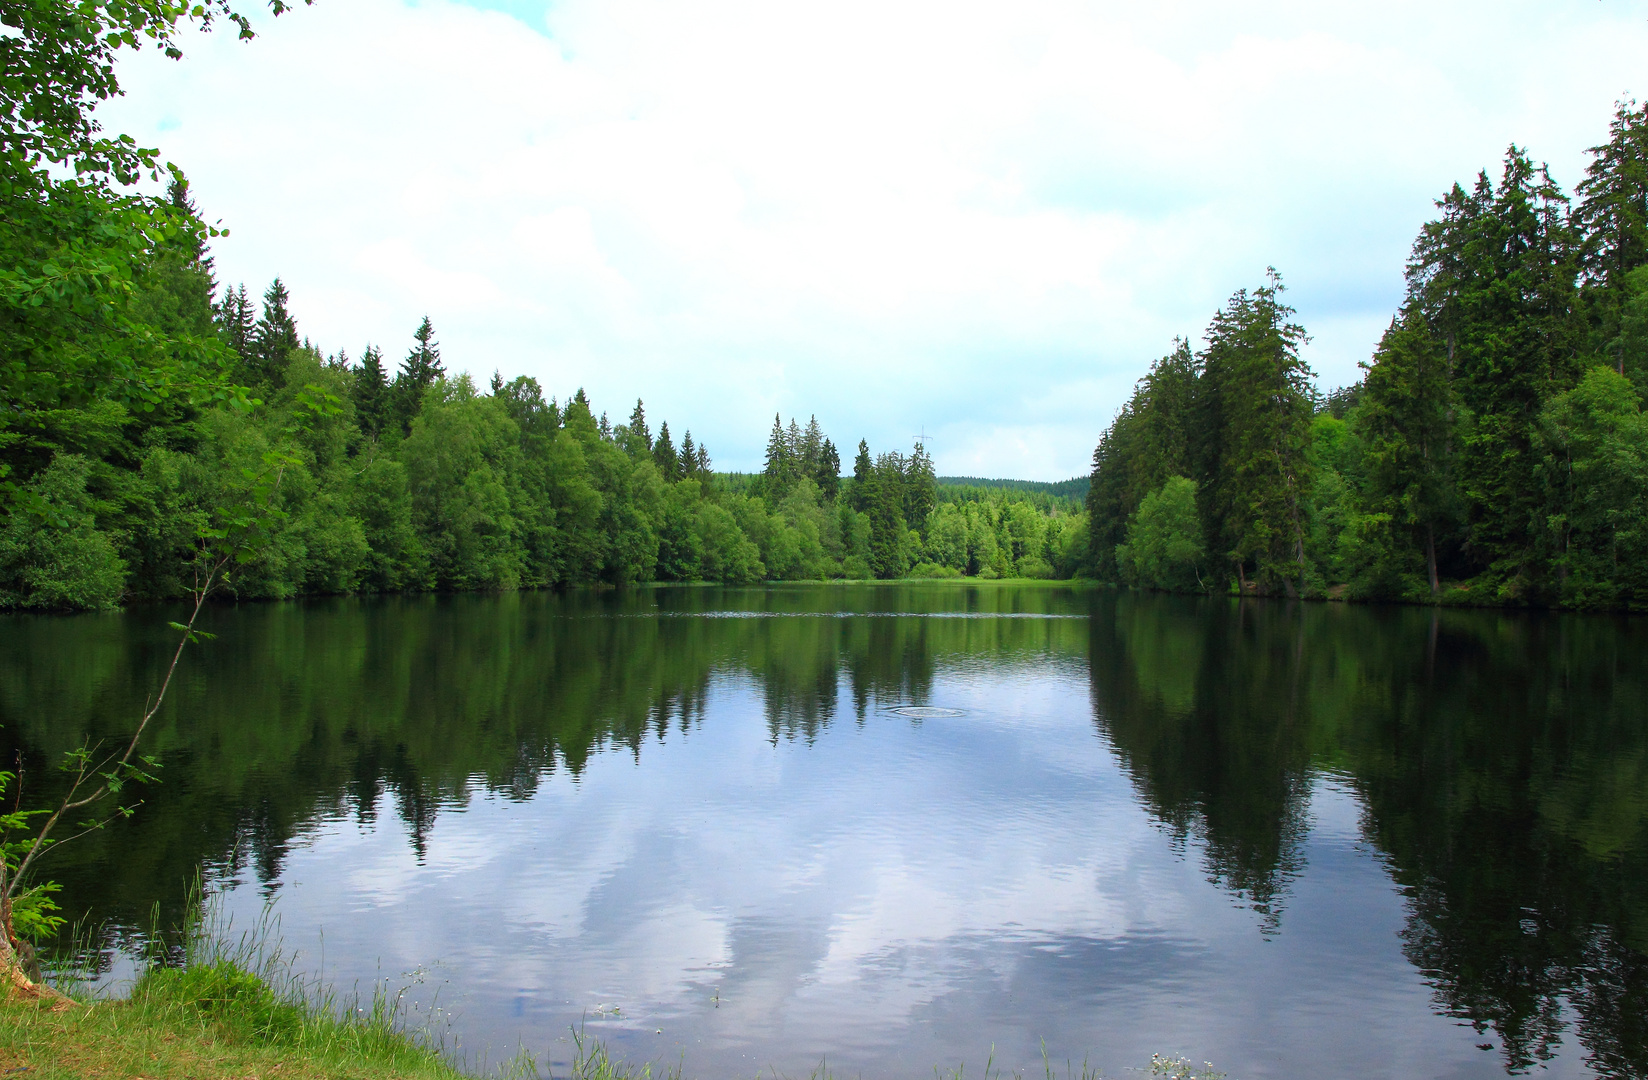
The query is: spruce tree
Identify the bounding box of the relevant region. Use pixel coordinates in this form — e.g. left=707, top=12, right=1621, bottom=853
left=1415, top=149, right=1582, bottom=582
left=1136, top=340, right=1199, bottom=481
left=1574, top=99, right=1648, bottom=373
left=1088, top=340, right=1202, bottom=580
left=786, top=418, right=803, bottom=460
left=680, top=431, right=699, bottom=480
left=867, top=451, right=909, bottom=577
left=800, top=416, right=823, bottom=478
left=654, top=421, right=680, bottom=479
left=849, top=439, right=873, bottom=512
left=353, top=345, right=389, bottom=437
left=622, top=398, right=652, bottom=458
left=249, top=278, right=299, bottom=387
left=164, top=171, right=213, bottom=278
left=816, top=437, right=841, bottom=500
left=405, top=316, right=443, bottom=382
left=905, top=440, right=937, bottom=532
left=217, top=283, right=255, bottom=364
left=763, top=414, right=796, bottom=499
left=1087, top=408, right=1138, bottom=579
left=1358, top=305, right=1456, bottom=593
left=1575, top=99, right=1648, bottom=293
left=392, top=316, right=444, bottom=434
left=1195, top=272, right=1314, bottom=594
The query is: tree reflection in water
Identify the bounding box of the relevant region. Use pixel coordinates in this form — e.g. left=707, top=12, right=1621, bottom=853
left=1, top=587, right=1645, bottom=1075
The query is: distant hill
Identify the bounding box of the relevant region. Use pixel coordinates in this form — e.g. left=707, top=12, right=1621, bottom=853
left=938, top=476, right=1090, bottom=500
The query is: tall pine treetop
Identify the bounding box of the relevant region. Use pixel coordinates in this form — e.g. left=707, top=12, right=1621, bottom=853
left=249, top=277, right=299, bottom=385
left=403, top=316, right=443, bottom=383
left=1575, top=98, right=1648, bottom=291
left=623, top=398, right=653, bottom=458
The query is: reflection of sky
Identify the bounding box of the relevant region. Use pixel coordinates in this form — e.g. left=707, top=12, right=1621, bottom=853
left=216, top=663, right=1579, bottom=1080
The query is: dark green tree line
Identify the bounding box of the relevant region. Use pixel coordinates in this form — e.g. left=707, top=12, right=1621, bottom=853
left=2, top=241, right=1094, bottom=607
left=1088, top=99, right=1648, bottom=609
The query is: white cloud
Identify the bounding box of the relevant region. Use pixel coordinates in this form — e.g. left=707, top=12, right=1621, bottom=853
left=103, top=0, right=1647, bottom=478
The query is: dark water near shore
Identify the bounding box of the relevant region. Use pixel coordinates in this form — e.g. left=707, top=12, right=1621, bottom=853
left=4, top=586, right=1647, bottom=1078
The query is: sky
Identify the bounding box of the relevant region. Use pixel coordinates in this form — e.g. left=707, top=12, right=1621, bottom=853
left=102, top=0, right=1648, bottom=480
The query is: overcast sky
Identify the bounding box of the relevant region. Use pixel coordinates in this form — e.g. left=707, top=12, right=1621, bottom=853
left=103, top=0, right=1647, bottom=479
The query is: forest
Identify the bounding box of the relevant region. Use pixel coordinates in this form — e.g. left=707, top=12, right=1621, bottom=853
left=0, top=0, right=1086, bottom=615
left=0, top=0, right=1089, bottom=614
left=2, top=0, right=1644, bottom=611
left=0, top=182, right=1090, bottom=610
left=1087, top=99, right=1648, bottom=609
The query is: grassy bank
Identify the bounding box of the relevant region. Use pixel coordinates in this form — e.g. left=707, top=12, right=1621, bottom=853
left=0, top=967, right=1224, bottom=1080
left=0, top=959, right=475, bottom=1080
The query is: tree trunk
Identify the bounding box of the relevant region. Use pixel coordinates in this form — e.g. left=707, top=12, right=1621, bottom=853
left=0, top=934, right=68, bottom=1003
left=1426, top=524, right=1440, bottom=596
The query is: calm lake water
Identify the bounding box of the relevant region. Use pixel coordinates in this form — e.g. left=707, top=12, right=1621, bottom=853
left=4, top=585, right=1647, bottom=1079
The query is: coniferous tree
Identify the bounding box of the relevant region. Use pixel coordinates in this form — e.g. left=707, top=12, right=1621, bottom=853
left=763, top=414, right=796, bottom=500
left=680, top=431, right=699, bottom=480
left=217, top=283, right=255, bottom=362
left=622, top=398, right=652, bottom=458
left=694, top=441, right=711, bottom=478
left=1575, top=100, right=1648, bottom=294
left=800, top=416, right=824, bottom=479
left=1416, top=150, right=1582, bottom=583
left=405, top=316, right=443, bottom=381
left=148, top=171, right=223, bottom=344
left=1136, top=341, right=1199, bottom=481
left=164, top=172, right=213, bottom=276
left=905, top=441, right=937, bottom=533
left=867, top=451, right=909, bottom=578
left=654, top=421, right=680, bottom=479
left=1358, top=305, right=1456, bottom=593
left=392, top=316, right=444, bottom=433
left=816, top=437, right=841, bottom=499
left=1088, top=340, right=1202, bottom=579
left=849, top=440, right=873, bottom=512
left=353, top=345, right=390, bottom=438
left=250, top=278, right=299, bottom=387
left=1195, top=272, right=1314, bottom=594
left=1574, top=99, right=1648, bottom=373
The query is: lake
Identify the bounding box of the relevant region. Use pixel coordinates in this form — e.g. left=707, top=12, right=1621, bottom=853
left=3, top=585, right=1646, bottom=1079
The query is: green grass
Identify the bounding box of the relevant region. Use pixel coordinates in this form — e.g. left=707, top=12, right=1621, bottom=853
left=0, top=890, right=530, bottom=1080
left=0, top=965, right=476, bottom=1079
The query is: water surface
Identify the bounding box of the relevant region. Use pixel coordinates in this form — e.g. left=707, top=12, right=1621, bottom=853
left=3, top=586, right=1646, bottom=1078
